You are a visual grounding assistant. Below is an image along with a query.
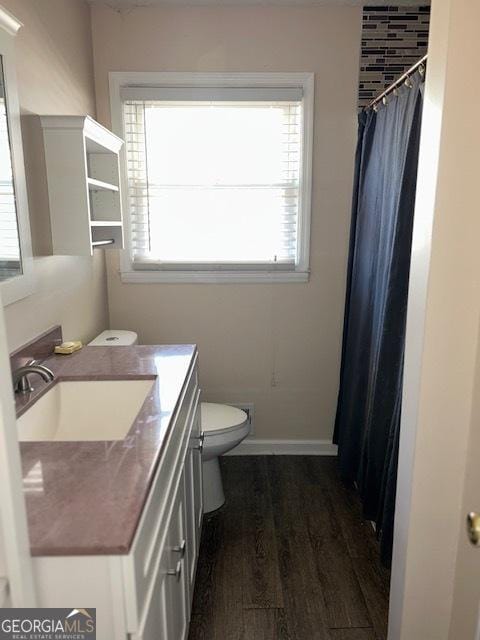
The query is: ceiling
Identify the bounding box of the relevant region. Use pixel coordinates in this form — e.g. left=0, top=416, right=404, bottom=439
left=89, top=0, right=430, bottom=7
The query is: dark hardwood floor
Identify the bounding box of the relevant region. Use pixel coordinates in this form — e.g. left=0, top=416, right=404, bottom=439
left=188, top=456, right=390, bottom=640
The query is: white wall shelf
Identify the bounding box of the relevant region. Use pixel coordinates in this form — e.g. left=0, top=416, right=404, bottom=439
left=87, top=177, right=119, bottom=193
left=92, top=239, right=115, bottom=247
left=40, top=115, right=124, bottom=256
left=90, top=220, right=123, bottom=227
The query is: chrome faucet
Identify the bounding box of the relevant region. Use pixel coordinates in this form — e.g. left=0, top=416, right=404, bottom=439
left=12, top=361, right=55, bottom=394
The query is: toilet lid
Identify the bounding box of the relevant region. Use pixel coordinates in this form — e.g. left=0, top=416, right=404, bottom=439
left=201, top=403, right=248, bottom=435
left=88, top=330, right=138, bottom=346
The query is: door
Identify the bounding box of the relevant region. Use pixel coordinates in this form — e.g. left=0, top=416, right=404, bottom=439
left=0, top=291, right=36, bottom=607
left=390, top=0, right=480, bottom=637
left=447, top=329, right=480, bottom=639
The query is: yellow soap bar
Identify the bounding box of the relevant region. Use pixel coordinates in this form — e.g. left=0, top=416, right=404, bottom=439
left=54, top=340, right=83, bottom=355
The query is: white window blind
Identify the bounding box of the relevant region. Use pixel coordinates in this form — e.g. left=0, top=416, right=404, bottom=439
left=123, top=91, right=304, bottom=269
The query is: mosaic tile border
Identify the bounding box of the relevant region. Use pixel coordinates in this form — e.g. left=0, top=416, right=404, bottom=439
left=359, top=5, right=430, bottom=108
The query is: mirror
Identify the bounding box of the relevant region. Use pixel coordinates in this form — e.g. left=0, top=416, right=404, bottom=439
left=0, top=7, right=34, bottom=306
left=0, top=55, right=22, bottom=281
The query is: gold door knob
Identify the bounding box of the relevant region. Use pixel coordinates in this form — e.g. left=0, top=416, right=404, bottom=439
left=466, top=512, right=480, bottom=546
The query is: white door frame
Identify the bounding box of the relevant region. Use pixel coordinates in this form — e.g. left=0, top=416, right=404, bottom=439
left=0, top=288, right=36, bottom=606
left=390, top=0, right=480, bottom=637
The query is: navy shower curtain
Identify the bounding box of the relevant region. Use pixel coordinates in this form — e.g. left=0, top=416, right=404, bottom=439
left=334, top=72, right=424, bottom=566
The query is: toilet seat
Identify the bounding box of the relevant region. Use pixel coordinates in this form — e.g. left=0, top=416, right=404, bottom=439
left=201, top=403, right=248, bottom=436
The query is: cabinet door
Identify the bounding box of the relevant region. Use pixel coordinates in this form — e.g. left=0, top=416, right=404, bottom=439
left=133, top=472, right=189, bottom=640
left=192, top=407, right=204, bottom=540
left=132, top=568, right=167, bottom=640
left=184, top=446, right=197, bottom=599
left=164, top=472, right=189, bottom=640
left=185, top=405, right=203, bottom=601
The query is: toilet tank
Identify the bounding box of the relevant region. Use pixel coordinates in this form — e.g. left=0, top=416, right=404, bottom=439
left=88, top=330, right=138, bottom=346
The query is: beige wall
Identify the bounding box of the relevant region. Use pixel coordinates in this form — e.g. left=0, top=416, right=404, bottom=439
left=2, top=0, right=108, bottom=351
left=390, top=0, right=480, bottom=637
left=91, top=5, right=361, bottom=442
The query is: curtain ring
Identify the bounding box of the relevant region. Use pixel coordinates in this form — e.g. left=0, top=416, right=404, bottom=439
left=419, top=64, right=426, bottom=77
left=373, top=103, right=379, bottom=112
left=382, top=95, right=388, bottom=106
left=405, top=76, right=413, bottom=89
left=393, top=87, right=400, bottom=97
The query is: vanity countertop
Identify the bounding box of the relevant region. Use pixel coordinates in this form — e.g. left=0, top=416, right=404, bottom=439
left=18, top=344, right=197, bottom=557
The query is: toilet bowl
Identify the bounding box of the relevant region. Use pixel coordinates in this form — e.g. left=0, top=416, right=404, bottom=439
left=201, top=403, right=249, bottom=513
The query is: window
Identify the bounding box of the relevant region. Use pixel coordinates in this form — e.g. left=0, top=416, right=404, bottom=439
left=112, top=73, right=313, bottom=283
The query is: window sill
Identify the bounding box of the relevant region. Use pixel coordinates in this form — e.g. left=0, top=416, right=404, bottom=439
left=120, top=269, right=310, bottom=284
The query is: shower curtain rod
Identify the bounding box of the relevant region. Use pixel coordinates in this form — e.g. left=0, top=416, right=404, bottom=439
left=366, top=54, right=428, bottom=110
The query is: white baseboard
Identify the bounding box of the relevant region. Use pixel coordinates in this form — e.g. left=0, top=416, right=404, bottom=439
left=224, top=438, right=338, bottom=456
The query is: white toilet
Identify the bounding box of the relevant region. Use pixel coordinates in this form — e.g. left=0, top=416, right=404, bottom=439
left=201, top=402, right=249, bottom=513
left=88, top=329, right=138, bottom=346
left=88, top=332, right=247, bottom=513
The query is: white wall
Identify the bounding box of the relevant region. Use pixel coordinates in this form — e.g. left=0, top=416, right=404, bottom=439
left=1, top=0, right=108, bottom=351
left=91, top=4, right=361, bottom=442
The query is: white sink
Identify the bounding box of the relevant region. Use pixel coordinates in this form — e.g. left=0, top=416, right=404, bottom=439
left=17, top=379, right=154, bottom=442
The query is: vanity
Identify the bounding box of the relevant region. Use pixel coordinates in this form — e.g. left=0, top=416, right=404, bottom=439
left=15, top=341, right=202, bottom=640
left=0, top=7, right=200, bottom=634
left=0, top=4, right=202, bottom=633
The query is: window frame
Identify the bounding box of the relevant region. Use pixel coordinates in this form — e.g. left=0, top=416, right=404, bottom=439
left=109, top=71, right=314, bottom=284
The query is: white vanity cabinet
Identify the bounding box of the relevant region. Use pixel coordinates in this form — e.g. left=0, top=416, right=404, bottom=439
left=31, top=359, right=203, bottom=640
